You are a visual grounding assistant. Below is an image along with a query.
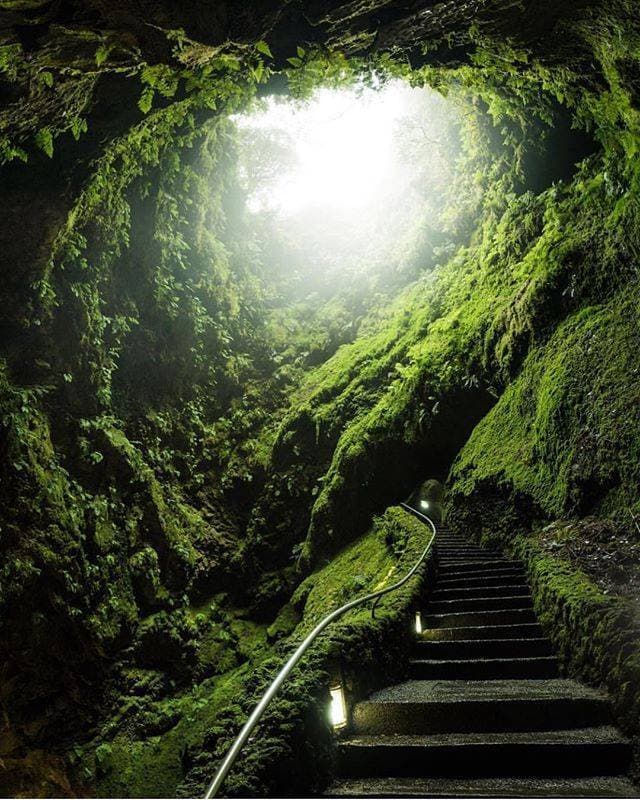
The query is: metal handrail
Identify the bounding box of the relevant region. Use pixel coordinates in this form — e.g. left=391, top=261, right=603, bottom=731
left=204, top=502, right=436, bottom=798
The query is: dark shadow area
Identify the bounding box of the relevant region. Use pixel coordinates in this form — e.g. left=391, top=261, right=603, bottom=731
left=329, top=385, right=498, bottom=562
left=524, top=102, right=600, bottom=194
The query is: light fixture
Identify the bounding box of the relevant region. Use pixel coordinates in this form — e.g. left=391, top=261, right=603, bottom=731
left=415, top=611, right=422, bottom=634
left=329, top=684, right=347, bottom=729
left=420, top=500, right=430, bottom=510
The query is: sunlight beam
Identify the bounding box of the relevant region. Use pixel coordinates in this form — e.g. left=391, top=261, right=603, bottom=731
left=235, top=81, right=423, bottom=216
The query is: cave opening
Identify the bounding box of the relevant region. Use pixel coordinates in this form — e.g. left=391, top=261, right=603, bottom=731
left=2, top=3, right=640, bottom=798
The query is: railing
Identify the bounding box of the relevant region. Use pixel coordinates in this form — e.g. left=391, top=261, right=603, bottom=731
left=204, top=502, right=437, bottom=799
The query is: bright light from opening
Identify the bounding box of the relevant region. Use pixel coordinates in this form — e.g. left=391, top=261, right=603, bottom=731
left=233, top=81, right=459, bottom=285
left=234, top=80, right=449, bottom=217
left=420, top=500, right=430, bottom=511
left=415, top=611, right=423, bottom=634
left=236, top=82, right=405, bottom=214
left=330, top=684, right=347, bottom=728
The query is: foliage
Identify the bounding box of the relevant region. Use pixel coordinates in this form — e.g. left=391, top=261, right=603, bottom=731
left=1, top=0, right=640, bottom=795
left=74, top=508, right=429, bottom=797
left=498, top=530, right=640, bottom=777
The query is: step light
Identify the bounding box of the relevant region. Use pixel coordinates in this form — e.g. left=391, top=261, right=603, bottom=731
left=415, top=611, right=423, bottom=634
left=329, top=684, right=347, bottom=729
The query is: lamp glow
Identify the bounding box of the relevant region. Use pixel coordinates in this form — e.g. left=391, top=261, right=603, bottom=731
left=420, top=500, right=430, bottom=510
left=329, top=684, right=347, bottom=729
left=415, top=611, right=422, bottom=634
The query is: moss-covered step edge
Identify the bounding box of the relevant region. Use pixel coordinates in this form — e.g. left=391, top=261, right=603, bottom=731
left=508, top=534, right=640, bottom=780
left=85, top=506, right=434, bottom=798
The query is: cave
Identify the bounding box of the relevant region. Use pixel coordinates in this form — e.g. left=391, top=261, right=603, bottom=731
left=1, top=1, right=640, bottom=798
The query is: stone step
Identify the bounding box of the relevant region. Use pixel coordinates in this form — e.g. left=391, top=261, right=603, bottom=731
left=437, top=545, right=478, bottom=550
left=422, top=608, right=537, bottom=629
left=420, top=623, right=544, bottom=641
left=432, top=584, right=530, bottom=600
left=436, top=571, right=527, bottom=589
left=437, top=562, right=525, bottom=581
left=331, top=516, right=633, bottom=797
left=428, top=595, right=533, bottom=614
left=351, top=679, right=613, bottom=735
left=337, top=728, right=630, bottom=778
left=436, top=546, right=477, bottom=552
left=436, top=536, right=478, bottom=547
left=437, top=551, right=503, bottom=560
left=414, top=637, right=554, bottom=659
left=438, top=559, right=523, bottom=573
left=437, top=541, right=495, bottom=546
left=326, top=775, right=640, bottom=797
left=409, top=655, right=559, bottom=680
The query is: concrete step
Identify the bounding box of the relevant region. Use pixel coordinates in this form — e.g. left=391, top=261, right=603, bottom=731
left=432, top=584, right=530, bottom=600
left=337, top=728, right=630, bottom=778
left=326, top=775, right=640, bottom=797
left=438, top=566, right=526, bottom=581
left=351, top=679, right=613, bottom=735
left=437, top=553, right=504, bottom=561
left=420, top=623, right=544, bottom=641
left=436, top=571, right=527, bottom=589
left=409, top=655, right=559, bottom=680
left=437, top=545, right=498, bottom=552
left=428, top=595, right=533, bottom=614
left=437, top=544, right=497, bottom=550
left=422, top=608, right=537, bottom=629
left=437, top=552, right=504, bottom=560
left=414, top=637, right=554, bottom=659
left=438, top=559, right=523, bottom=573
left=437, top=540, right=475, bottom=545
left=436, top=536, right=478, bottom=547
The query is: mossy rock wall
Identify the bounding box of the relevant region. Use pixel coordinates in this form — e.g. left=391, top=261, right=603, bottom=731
left=507, top=533, right=640, bottom=778
left=73, top=506, right=432, bottom=798
left=2, top=0, right=640, bottom=795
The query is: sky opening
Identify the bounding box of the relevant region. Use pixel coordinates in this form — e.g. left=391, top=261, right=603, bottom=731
left=233, top=79, right=460, bottom=286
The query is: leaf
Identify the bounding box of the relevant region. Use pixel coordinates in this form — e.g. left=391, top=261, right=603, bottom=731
left=138, top=87, right=154, bottom=114
left=70, top=117, right=88, bottom=141
left=251, top=61, right=264, bottom=83
left=141, top=64, right=179, bottom=97
left=297, top=46, right=306, bottom=58
left=202, top=93, right=217, bottom=110
left=3, top=144, right=28, bottom=163
left=211, top=55, right=241, bottom=72
left=256, top=40, right=273, bottom=58
left=287, top=57, right=302, bottom=68
left=40, top=71, right=54, bottom=88
left=95, top=44, right=110, bottom=67
left=34, top=128, right=54, bottom=158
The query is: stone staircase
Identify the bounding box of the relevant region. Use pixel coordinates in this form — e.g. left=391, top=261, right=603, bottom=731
left=327, top=528, right=639, bottom=797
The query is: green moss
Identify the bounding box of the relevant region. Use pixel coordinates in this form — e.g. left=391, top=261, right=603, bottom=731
left=81, top=506, right=429, bottom=798
left=451, top=289, right=640, bottom=519
left=87, top=665, right=252, bottom=798
left=508, top=532, right=640, bottom=774
left=3, top=1, right=640, bottom=795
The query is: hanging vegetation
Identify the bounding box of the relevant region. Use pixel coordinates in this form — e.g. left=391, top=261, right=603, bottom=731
left=1, top=0, right=640, bottom=795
